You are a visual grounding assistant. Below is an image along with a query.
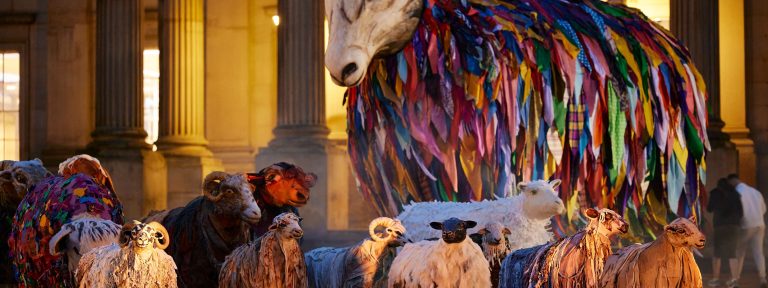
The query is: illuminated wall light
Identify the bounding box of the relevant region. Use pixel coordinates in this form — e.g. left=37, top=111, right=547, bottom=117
left=272, top=15, right=280, bottom=26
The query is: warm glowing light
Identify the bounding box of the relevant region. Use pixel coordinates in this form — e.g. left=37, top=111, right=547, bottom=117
left=272, top=15, right=280, bottom=26
left=6, top=85, right=16, bottom=91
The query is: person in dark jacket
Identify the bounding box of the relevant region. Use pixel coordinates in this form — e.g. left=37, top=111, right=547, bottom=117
left=707, top=178, right=744, bottom=288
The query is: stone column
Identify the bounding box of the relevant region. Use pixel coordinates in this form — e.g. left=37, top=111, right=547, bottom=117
left=158, top=0, right=222, bottom=208
left=671, top=0, right=738, bottom=191
left=745, top=0, right=768, bottom=194
left=256, top=0, right=366, bottom=249
left=89, top=0, right=167, bottom=220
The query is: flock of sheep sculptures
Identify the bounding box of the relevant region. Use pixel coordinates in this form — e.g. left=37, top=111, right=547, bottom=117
left=0, top=155, right=706, bottom=288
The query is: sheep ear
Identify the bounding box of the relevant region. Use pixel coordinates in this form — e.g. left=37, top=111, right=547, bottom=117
left=503, top=227, right=512, bottom=235
left=477, top=228, right=489, bottom=235
left=465, top=221, right=477, bottom=229
left=688, top=214, right=698, bottom=223
left=429, top=222, right=443, bottom=230
left=469, top=233, right=483, bottom=245
left=549, top=179, right=562, bottom=189
left=49, top=225, right=73, bottom=256
left=119, top=222, right=139, bottom=248
left=584, top=208, right=599, bottom=219
left=0, top=160, right=15, bottom=171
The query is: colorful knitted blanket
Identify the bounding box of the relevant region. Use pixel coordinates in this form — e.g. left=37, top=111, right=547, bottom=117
left=346, top=0, right=707, bottom=240
left=8, top=173, right=123, bottom=287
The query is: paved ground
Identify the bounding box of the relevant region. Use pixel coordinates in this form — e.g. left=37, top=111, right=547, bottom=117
left=698, top=257, right=766, bottom=288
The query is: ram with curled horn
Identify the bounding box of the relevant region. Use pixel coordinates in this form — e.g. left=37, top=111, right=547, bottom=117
left=76, top=221, right=179, bottom=288
left=305, top=217, right=407, bottom=288
left=141, top=171, right=261, bottom=288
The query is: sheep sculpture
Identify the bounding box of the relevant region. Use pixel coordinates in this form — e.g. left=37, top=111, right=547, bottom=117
left=469, top=221, right=511, bottom=288
left=141, top=171, right=261, bottom=288
left=8, top=155, right=123, bottom=287
left=397, top=179, right=564, bottom=252
left=75, top=221, right=177, bottom=288
left=305, top=217, right=407, bottom=288
left=388, top=217, right=490, bottom=288
left=246, top=162, right=317, bottom=238
left=325, top=0, right=710, bottom=239
left=599, top=216, right=705, bottom=288
left=0, top=159, right=52, bottom=285
left=218, top=212, right=306, bottom=288
left=499, top=208, right=628, bottom=288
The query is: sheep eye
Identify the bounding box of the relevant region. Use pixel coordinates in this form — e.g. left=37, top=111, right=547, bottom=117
left=604, top=214, right=613, bottom=220
left=225, top=189, right=234, bottom=194
left=387, top=228, right=392, bottom=232
left=298, top=217, right=304, bottom=222
left=15, top=174, right=26, bottom=184
left=278, top=223, right=286, bottom=228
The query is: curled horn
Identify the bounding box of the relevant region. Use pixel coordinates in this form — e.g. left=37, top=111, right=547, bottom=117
left=368, top=217, right=397, bottom=242
left=203, top=171, right=229, bottom=202
left=49, top=224, right=73, bottom=256
left=147, top=222, right=170, bottom=250
left=120, top=221, right=141, bottom=248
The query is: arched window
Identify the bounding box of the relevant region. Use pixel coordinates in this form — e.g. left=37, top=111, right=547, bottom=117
left=0, top=52, right=20, bottom=160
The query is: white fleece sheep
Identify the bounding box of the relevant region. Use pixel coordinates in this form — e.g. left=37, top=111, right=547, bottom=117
left=387, top=218, right=490, bottom=288
left=397, top=179, right=565, bottom=251
left=75, top=221, right=177, bottom=288
left=305, top=217, right=406, bottom=288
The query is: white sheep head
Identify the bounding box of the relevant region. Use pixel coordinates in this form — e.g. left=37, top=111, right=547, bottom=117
left=663, top=216, right=705, bottom=249
left=324, top=0, right=423, bottom=86
left=203, top=171, right=262, bottom=224
left=368, top=217, right=407, bottom=247
left=0, top=159, right=52, bottom=208
left=48, top=215, right=122, bottom=274
left=119, top=221, right=170, bottom=252
left=269, top=212, right=304, bottom=240
left=584, top=208, right=629, bottom=238
left=517, top=179, right=566, bottom=220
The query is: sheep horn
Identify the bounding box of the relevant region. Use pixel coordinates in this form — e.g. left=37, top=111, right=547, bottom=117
left=147, top=221, right=170, bottom=250
left=202, top=171, right=229, bottom=202
left=368, top=217, right=397, bottom=242
left=49, top=224, right=73, bottom=256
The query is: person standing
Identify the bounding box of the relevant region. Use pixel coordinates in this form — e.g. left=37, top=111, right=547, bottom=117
left=730, top=174, right=767, bottom=287
left=708, top=177, right=745, bottom=287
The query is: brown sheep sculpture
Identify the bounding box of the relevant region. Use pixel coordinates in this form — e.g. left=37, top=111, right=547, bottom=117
left=246, top=163, right=317, bottom=238
left=142, top=172, right=261, bottom=288
left=600, top=216, right=705, bottom=288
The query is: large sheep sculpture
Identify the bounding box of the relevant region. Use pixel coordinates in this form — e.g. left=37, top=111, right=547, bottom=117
left=75, top=221, right=177, bottom=288
left=469, top=221, right=511, bottom=288
left=8, top=155, right=123, bottom=287
left=142, top=171, right=261, bottom=288
left=246, top=162, right=317, bottom=238
left=397, top=179, right=564, bottom=251
left=599, top=216, right=705, bottom=288
left=0, top=159, right=52, bottom=285
left=388, top=217, right=490, bottom=288
left=218, top=212, right=307, bottom=288
left=499, top=208, right=628, bottom=288
left=305, top=217, right=407, bottom=288
left=325, top=0, right=710, bottom=238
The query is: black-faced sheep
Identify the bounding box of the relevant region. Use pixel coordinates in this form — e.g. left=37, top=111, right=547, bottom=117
left=499, top=208, right=628, bottom=288
left=75, top=221, right=177, bottom=288
left=142, top=171, right=261, bottom=288
left=218, top=212, right=306, bottom=288
left=305, top=217, right=407, bottom=288
left=388, top=217, right=490, bottom=288
left=600, top=216, right=705, bottom=288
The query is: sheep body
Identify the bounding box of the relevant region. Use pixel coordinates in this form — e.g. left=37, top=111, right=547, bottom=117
left=75, top=221, right=177, bottom=288
left=218, top=212, right=306, bottom=288
left=305, top=217, right=406, bottom=288
left=75, top=243, right=177, bottom=288
left=387, top=238, right=490, bottom=288
left=599, top=217, right=705, bottom=288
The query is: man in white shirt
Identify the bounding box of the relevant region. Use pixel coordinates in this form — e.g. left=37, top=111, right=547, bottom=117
left=730, top=174, right=767, bottom=287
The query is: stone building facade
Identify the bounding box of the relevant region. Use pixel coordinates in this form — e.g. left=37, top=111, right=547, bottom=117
left=0, top=0, right=765, bottom=248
